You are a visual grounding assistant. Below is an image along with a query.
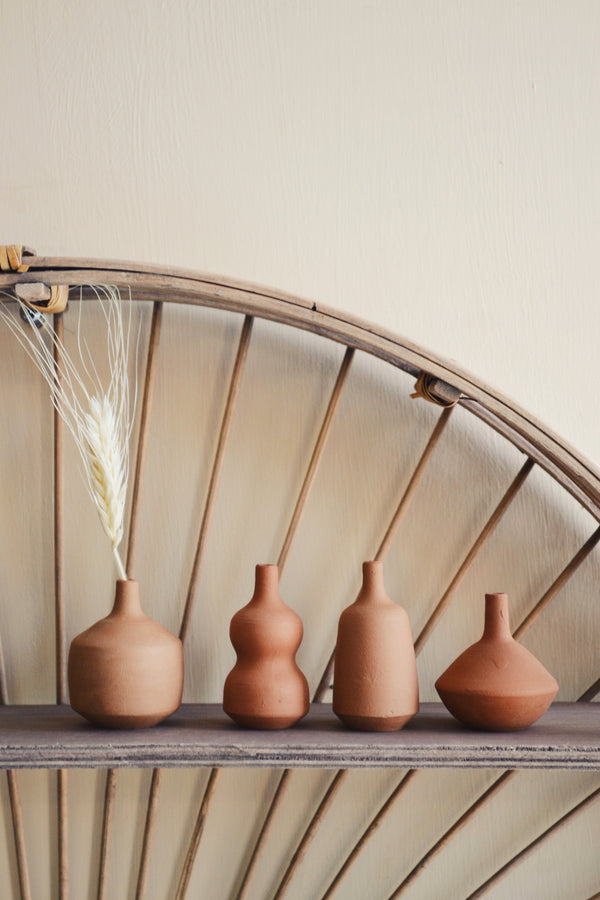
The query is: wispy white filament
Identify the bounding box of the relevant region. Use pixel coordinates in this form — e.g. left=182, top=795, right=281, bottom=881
left=0, top=286, right=135, bottom=580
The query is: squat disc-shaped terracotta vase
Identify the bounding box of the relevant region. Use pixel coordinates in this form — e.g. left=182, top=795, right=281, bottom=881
left=435, top=592, right=558, bottom=731
left=333, top=560, right=419, bottom=731
left=68, top=579, right=184, bottom=728
left=223, top=564, right=310, bottom=729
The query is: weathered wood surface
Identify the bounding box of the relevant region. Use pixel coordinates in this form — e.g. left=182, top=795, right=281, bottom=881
left=0, top=704, right=599, bottom=770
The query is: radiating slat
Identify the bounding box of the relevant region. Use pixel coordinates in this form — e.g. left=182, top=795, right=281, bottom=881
left=513, top=524, right=600, bottom=640
left=464, top=785, right=600, bottom=900
left=96, top=301, right=164, bottom=900
left=135, top=769, right=162, bottom=900
left=235, top=770, right=292, bottom=900
left=388, top=771, right=515, bottom=898
left=54, top=313, right=66, bottom=704
left=136, top=316, right=254, bottom=900
left=173, top=770, right=219, bottom=900
left=53, top=313, right=68, bottom=900
left=237, top=408, right=454, bottom=900
left=388, top=528, right=600, bottom=897
left=126, top=300, right=163, bottom=577
left=178, top=314, right=254, bottom=645
left=277, top=346, right=354, bottom=570
left=320, top=771, right=418, bottom=900
left=272, top=770, right=348, bottom=899
left=0, top=347, right=31, bottom=900
left=57, top=769, right=68, bottom=900
left=414, top=456, right=534, bottom=653
left=5, top=771, right=31, bottom=900
left=96, top=769, right=116, bottom=900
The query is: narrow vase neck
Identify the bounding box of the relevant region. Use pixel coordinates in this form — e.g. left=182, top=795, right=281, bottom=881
left=359, top=560, right=389, bottom=603
left=483, top=592, right=511, bottom=640
left=252, top=564, right=280, bottom=602
left=112, top=579, right=144, bottom=618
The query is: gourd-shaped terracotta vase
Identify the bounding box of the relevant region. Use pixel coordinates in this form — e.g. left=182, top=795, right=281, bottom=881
left=333, top=560, right=419, bottom=731
left=223, top=564, right=310, bottom=729
left=68, top=579, right=184, bottom=728
left=435, top=592, right=558, bottom=731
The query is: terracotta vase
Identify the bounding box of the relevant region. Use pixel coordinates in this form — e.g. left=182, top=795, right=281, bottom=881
left=223, top=564, right=310, bottom=729
left=435, top=592, right=558, bottom=731
left=68, top=579, right=184, bottom=728
left=332, top=560, right=419, bottom=731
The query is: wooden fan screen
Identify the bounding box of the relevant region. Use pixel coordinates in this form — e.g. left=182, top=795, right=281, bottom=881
left=0, top=254, right=599, bottom=900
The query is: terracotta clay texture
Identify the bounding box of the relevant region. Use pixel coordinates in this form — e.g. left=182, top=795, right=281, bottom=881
left=68, top=579, right=184, bottom=728
left=435, top=592, right=558, bottom=731
left=223, top=564, right=310, bottom=729
left=332, top=560, right=419, bottom=731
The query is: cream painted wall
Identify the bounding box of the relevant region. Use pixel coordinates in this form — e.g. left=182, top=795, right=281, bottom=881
left=2, top=4, right=600, bottom=900
left=2, top=1, right=600, bottom=463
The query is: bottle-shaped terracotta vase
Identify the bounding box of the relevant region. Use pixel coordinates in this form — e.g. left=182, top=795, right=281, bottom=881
left=223, top=564, right=310, bottom=729
left=435, top=592, right=558, bottom=731
left=332, top=560, right=419, bottom=731
left=68, top=579, right=184, bottom=728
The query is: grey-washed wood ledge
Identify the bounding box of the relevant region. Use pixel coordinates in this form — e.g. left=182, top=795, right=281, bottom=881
left=1, top=255, right=600, bottom=520
left=0, top=704, right=599, bottom=770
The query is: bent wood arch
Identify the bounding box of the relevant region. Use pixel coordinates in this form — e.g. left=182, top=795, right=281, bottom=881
left=2, top=254, right=599, bottom=521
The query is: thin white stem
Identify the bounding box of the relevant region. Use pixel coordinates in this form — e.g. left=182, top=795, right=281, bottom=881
left=113, top=549, right=127, bottom=582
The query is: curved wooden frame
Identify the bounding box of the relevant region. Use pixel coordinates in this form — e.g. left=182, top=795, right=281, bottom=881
left=2, top=255, right=599, bottom=520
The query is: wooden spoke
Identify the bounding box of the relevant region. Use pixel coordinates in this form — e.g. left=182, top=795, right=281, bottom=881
left=173, top=770, right=219, bottom=900
left=96, top=769, right=116, bottom=900
left=277, top=346, right=354, bottom=570
left=320, top=771, right=418, bottom=900
left=97, top=301, right=164, bottom=900
left=414, top=457, right=534, bottom=654
left=6, top=771, right=31, bottom=900
left=137, top=316, right=253, bottom=900
left=53, top=313, right=68, bottom=900
left=234, top=770, right=293, bottom=900
left=513, top=525, right=600, bottom=640
left=463, top=784, right=600, bottom=900
left=272, top=770, right=348, bottom=899
left=134, top=769, right=162, bottom=900
left=126, top=300, right=163, bottom=576
left=388, top=771, right=515, bottom=899
left=178, top=314, right=254, bottom=645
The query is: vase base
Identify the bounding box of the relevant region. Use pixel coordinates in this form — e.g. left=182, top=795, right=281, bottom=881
left=437, top=689, right=557, bottom=732
left=334, top=711, right=416, bottom=732
left=224, top=710, right=307, bottom=730
left=72, top=707, right=176, bottom=729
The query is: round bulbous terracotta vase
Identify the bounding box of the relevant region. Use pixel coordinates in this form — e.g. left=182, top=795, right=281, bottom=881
left=223, top=564, right=310, bottom=729
left=435, top=592, right=558, bottom=731
left=68, top=579, right=184, bottom=728
left=332, top=560, right=419, bottom=731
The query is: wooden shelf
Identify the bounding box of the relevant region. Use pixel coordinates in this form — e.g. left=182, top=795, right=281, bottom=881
left=0, top=703, right=598, bottom=771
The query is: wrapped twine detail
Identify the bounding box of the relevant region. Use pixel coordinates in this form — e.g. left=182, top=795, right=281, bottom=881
left=411, top=371, right=461, bottom=408
left=28, top=285, right=69, bottom=314
left=15, top=282, right=69, bottom=315
left=0, top=244, right=33, bottom=272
